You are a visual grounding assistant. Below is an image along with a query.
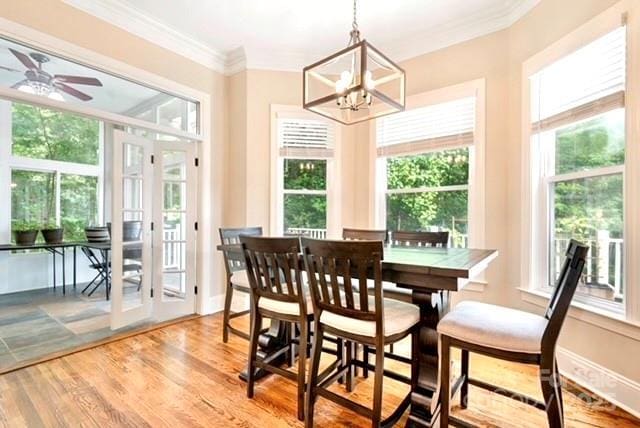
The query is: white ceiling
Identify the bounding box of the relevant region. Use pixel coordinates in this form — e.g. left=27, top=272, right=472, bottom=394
left=63, top=0, right=540, bottom=74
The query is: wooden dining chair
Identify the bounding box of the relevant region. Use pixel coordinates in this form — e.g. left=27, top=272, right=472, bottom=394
left=241, top=235, right=318, bottom=421
left=302, top=238, right=419, bottom=428
left=219, top=226, right=263, bottom=342
left=382, top=230, right=450, bottom=304
left=391, top=230, right=449, bottom=247
left=438, top=240, right=588, bottom=428
left=343, top=227, right=388, bottom=242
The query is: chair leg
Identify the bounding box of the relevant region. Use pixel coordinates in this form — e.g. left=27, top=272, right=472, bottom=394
left=363, top=345, right=370, bottom=378
left=337, top=338, right=344, bottom=384
left=345, top=341, right=354, bottom=393
left=305, top=321, right=324, bottom=428
left=297, top=317, right=308, bottom=421
left=460, top=349, right=469, bottom=409
left=222, top=282, right=234, bottom=343
left=288, top=322, right=295, bottom=368
left=555, top=358, right=564, bottom=418
left=371, top=343, right=385, bottom=427
left=247, top=309, right=261, bottom=399
left=440, top=336, right=451, bottom=428
left=540, top=355, right=564, bottom=428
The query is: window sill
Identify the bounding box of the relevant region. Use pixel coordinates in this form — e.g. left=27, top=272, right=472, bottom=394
left=462, top=280, right=486, bottom=293
left=518, top=287, right=640, bottom=341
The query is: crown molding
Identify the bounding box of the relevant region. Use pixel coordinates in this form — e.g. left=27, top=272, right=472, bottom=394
left=63, top=0, right=541, bottom=75
left=62, top=0, right=227, bottom=74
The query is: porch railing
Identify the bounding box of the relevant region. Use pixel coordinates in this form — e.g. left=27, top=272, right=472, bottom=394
left=554, top=233, right=623, bottom=298
left=285, top=227, right=328, bottom=239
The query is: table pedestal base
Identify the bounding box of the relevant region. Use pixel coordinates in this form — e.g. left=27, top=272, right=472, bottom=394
left=239, top=319, right=289, bottom=382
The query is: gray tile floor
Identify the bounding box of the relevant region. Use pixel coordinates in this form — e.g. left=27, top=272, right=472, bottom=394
left=0, top=285, right=146, bottom=371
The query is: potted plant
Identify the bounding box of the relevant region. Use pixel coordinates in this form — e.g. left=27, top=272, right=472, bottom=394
left=41, top=222, right=64, bottom=244
left=12, top=220, right=40, bottom=246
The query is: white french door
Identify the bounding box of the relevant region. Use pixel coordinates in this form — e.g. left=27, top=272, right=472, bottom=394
left=111, top=130, right=196, bottom=330
left=152, top=140, right=197, bottom=322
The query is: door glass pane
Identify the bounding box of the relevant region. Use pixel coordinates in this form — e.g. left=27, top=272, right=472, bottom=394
left=124, top=143, right=143, bottom=176
left=550, top=174, right=623, bottom=303
left=121, top=143, right=145, bottom=311
left=121, top=216, right=144, bottom=310
left=163, top=182, right=186, bottom=211
left=161, top=150, right=188, bottom=302
left=163, top=151, right=186, bottom=180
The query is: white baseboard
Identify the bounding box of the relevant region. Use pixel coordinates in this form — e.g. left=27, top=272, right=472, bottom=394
left=199, top=292, right=250, bottom=316
left=557, top=347, right=640, bottom=419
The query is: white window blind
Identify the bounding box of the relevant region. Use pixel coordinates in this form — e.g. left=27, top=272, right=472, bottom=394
left=376, top=97, right=476, bottom=157
left=278, top=117, right=335, bottom=158
left=530, top=26, right=626, bottom=132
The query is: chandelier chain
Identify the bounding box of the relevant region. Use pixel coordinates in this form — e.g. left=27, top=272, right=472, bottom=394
left=352, top=0, right=358, bottom=31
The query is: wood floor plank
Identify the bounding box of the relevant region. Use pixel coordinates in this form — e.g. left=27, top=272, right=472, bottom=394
left=0, top=313, right=637, bottom=428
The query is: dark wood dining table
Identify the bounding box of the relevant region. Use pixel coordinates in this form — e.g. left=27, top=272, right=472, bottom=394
left=216, top=242, right=498, bottom=427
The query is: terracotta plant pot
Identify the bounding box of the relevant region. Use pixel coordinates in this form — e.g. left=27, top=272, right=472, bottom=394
left=42, top=228, right=64, bottom=244
left=14, top=230, right=38, bottom=246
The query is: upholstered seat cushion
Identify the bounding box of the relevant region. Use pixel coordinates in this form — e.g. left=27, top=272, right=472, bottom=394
left=258, top=293, right=314, bottom=316
left=230, top=270, right=250, bottom=289
left=320, top=297, right=419, bottom=338
left=437, top=301, right=548, bottom=354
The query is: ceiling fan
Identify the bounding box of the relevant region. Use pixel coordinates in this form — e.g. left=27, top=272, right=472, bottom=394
left=2, top=48, right=102, bottom=102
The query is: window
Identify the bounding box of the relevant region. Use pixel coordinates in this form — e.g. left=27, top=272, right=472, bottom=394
left=272, top=109, right=338, bottom=238
left=7, top=102, right=102, bottom=241
left=526, top=25, right=626, bottom=310
left=376, top=90, right=483, bottom=249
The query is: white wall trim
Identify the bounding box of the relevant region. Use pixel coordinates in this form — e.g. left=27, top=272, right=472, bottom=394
left=61, top=0, right=227, bottom=73
left=557, top=347, right=640, bottom=419
left=519, top=288, right=640, bottom=342
left=61, top=0, right=540, bottom=75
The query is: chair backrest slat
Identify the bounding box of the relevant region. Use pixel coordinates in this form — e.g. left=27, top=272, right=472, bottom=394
left=219, top=227, right=262, bottom=274
left=392, top=231, right=449, bottom=248
left=541, top=239, right=588, bottom=351
left=302, top=238, right=383, bottom=325
left=343, top=228, right=387, bottom=242
left=240, top=236, right=304, bottom=308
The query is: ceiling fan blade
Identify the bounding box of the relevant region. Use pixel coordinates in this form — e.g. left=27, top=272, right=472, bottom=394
left=9, top=48, right=37, bottom=70
left=54, top=75, right=103, bottom=86
left=55, top=82, right=93, bottom=101
left=0, top=65, right=21, bottom=73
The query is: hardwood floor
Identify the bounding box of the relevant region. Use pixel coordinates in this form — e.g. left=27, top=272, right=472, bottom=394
left=0, top=313, right=637, bottom=427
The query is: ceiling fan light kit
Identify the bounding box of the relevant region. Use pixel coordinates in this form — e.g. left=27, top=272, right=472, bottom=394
left=303, top=0, right=405, bottom=125
left=5, top=48, right=103, bottom=102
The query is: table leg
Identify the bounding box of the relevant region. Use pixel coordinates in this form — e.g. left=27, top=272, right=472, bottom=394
left=62, top=248, right=66, bottom=295
left=52, top=250, right=56, bottom=291
left=104, top=249, right=110, bottom=301
left=73, top=246, right=77, bottom=290
left=405, top=288, right=451, bottom=428
left=239, top=318, right=289, bottom=382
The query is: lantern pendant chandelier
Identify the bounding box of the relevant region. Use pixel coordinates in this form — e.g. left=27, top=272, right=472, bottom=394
left=302, top=0, right=406, bottom=125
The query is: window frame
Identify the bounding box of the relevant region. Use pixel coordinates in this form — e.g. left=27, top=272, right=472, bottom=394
left=0, top=99, right=104, bottom=243
left=270, top=105, right=342, bottom=238
left=371, top=79, right=486, bottom=251
left=521, top=1, right=640, bottom=322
